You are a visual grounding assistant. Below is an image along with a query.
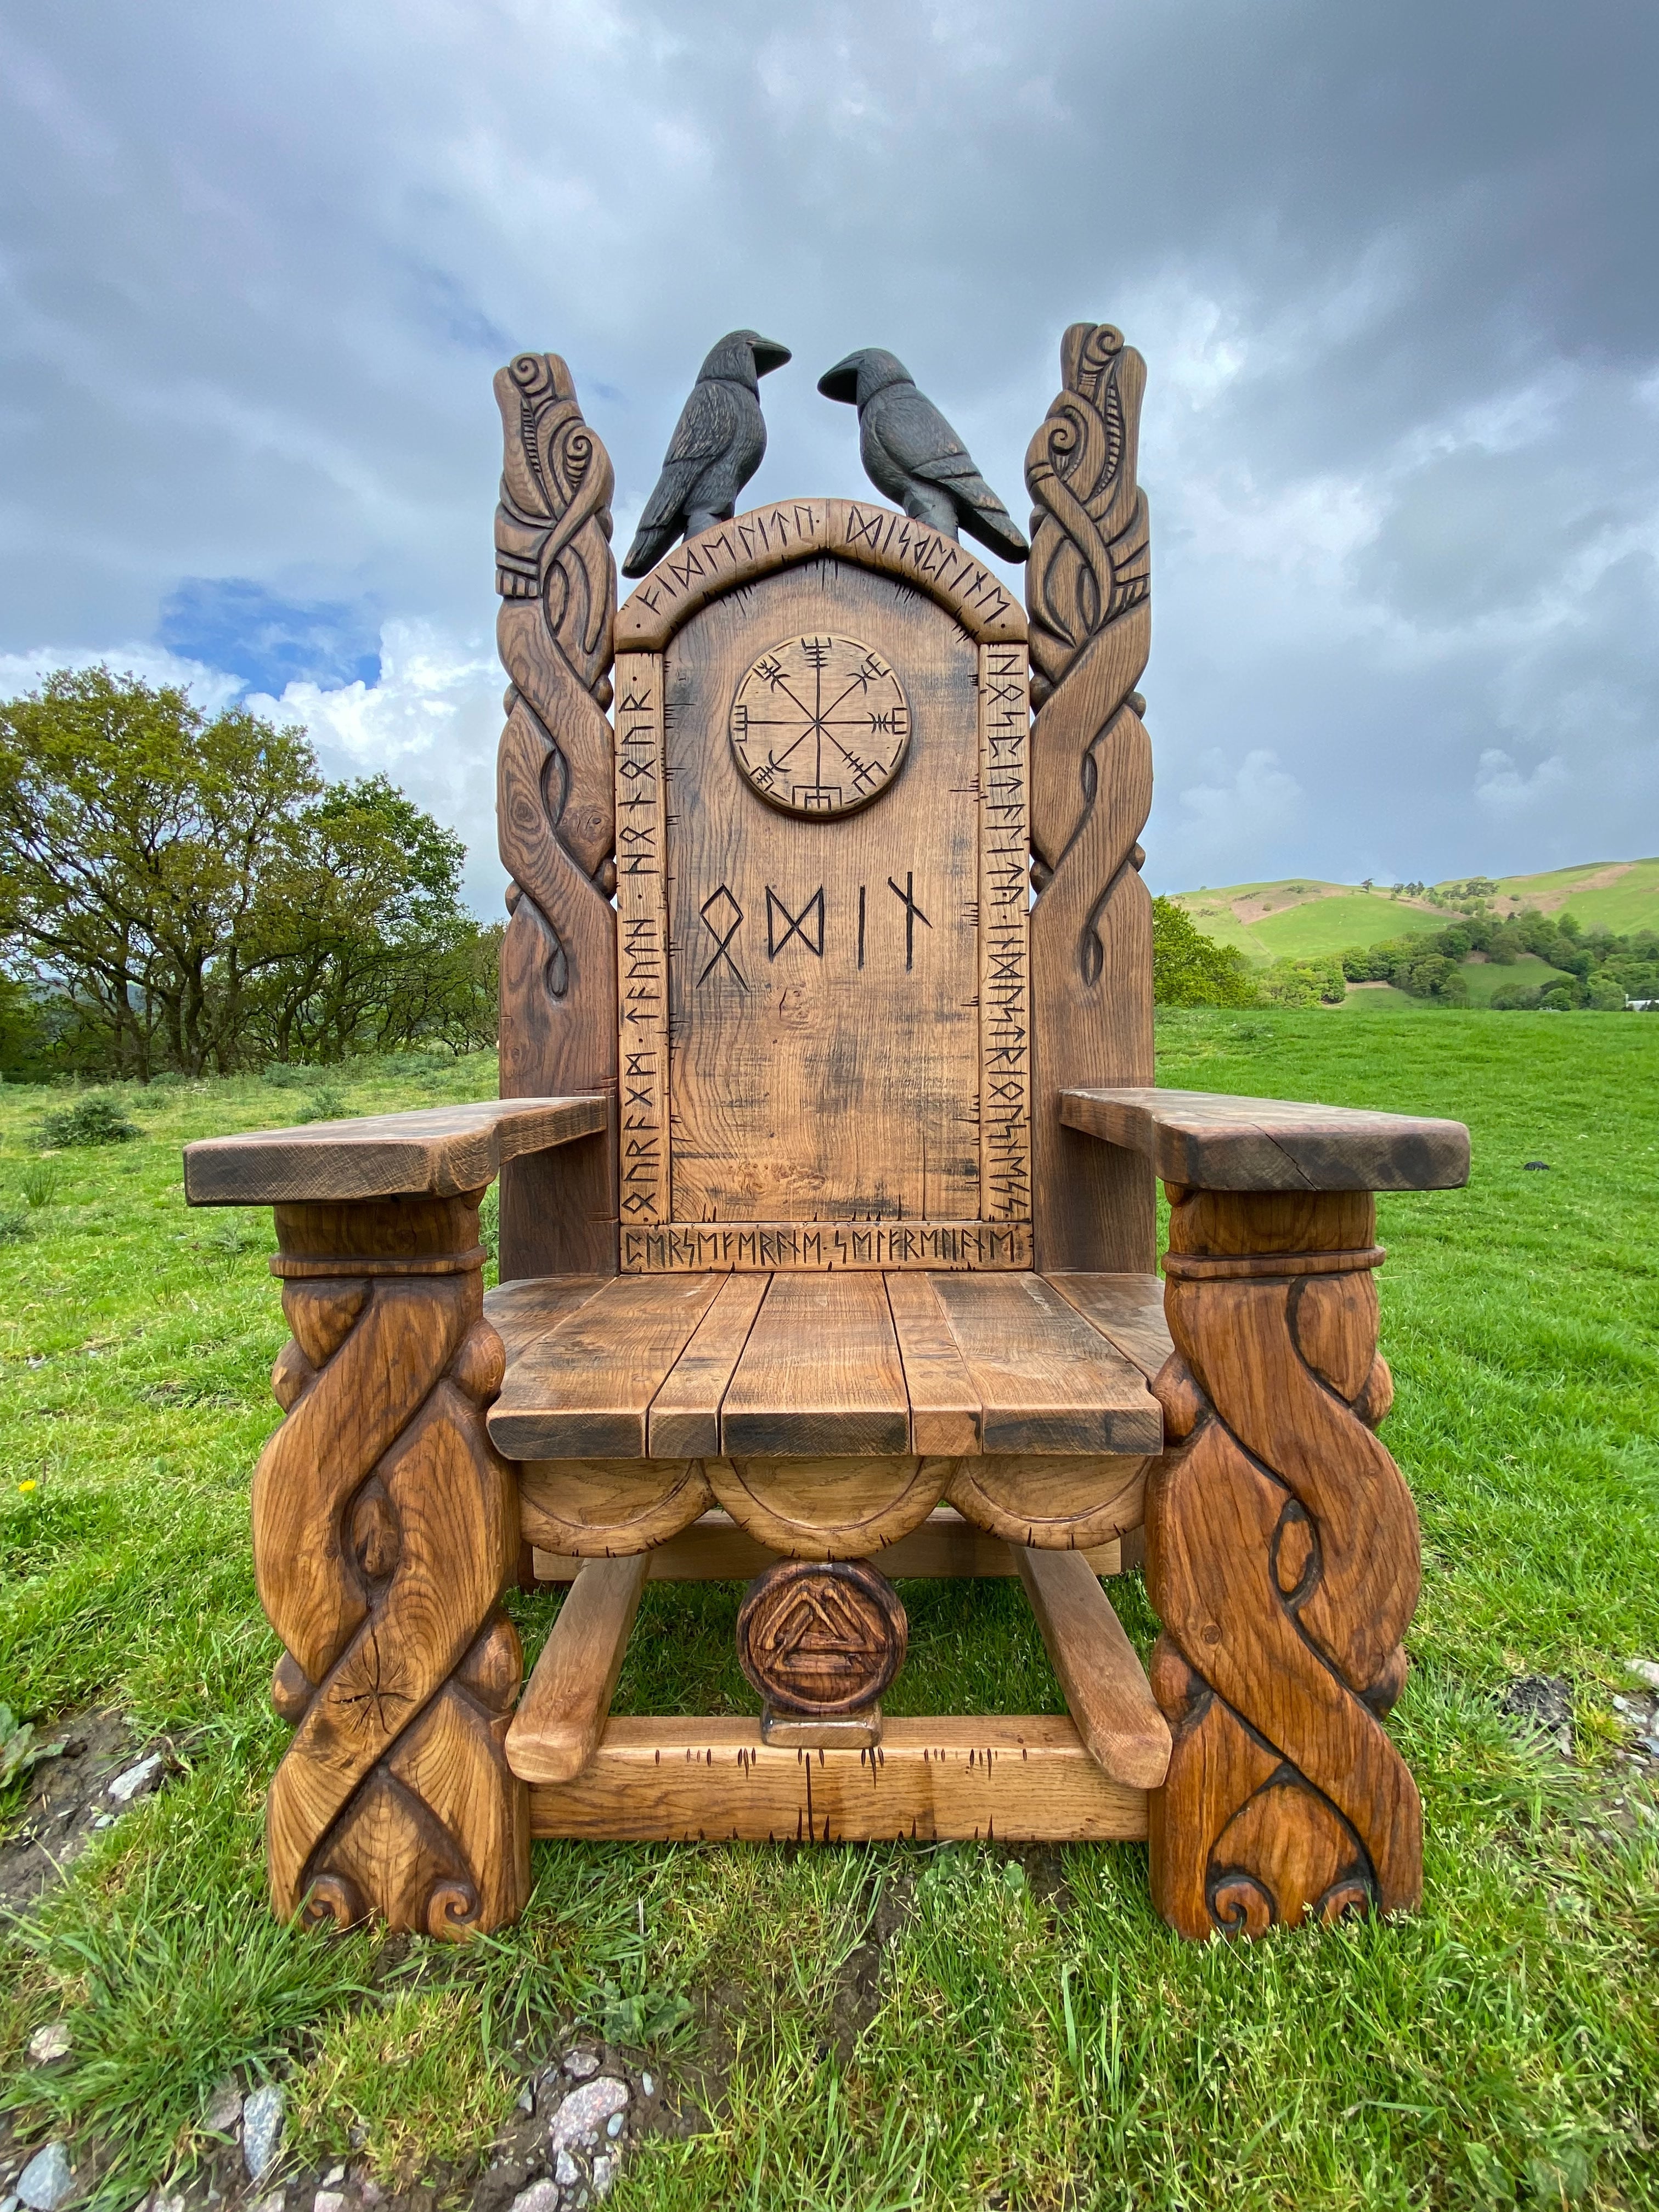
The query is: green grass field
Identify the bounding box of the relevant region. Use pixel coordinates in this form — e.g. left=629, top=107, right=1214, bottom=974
left=1173, top=859, right=1659, bottom=965
left=3, top=1015, right=1658, bottom=2210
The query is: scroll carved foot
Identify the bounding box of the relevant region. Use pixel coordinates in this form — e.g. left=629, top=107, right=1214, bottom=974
left=1146, top=1187, right=1422, bottom=1938
left=255, top=1192, right=528, bottom=1937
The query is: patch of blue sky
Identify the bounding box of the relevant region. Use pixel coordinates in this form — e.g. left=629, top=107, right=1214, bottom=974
left=157, top=579, right=382, bottom=694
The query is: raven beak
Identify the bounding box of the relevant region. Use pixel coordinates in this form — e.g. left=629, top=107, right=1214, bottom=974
left=752, top=337, right=792, bottom=376
left=816, top=354, right=861, bottom=403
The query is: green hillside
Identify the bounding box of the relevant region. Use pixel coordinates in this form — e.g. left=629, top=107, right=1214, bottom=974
left=1174, top=859, right=1659, bottom=963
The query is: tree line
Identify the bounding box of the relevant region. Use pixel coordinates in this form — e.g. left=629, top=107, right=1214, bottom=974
left=0, top=668, right=501, bottom=1080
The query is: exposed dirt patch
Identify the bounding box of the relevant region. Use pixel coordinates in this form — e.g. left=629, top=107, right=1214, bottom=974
left=826, top=1870, right=913, bottom=2066
left=0, top=1708, right=175, bottom=1914
left=1495, top=862, right=1633, bottom=916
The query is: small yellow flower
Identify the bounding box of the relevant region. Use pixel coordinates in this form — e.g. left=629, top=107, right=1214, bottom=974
left=17, top=1479, right=37, bottom=1493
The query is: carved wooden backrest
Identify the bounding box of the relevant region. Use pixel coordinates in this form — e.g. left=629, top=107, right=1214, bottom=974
left=612, top=506, right=1030, bottom=1272
left=494, top=326, right=1156, bottom=1284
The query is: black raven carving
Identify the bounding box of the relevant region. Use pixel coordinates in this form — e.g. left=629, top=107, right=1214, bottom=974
left=817, top=348, right=1029, bottom=562
left=622, top=330, right=791, bottom=577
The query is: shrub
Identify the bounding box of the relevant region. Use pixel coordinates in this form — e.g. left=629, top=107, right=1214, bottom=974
left=1152, top=898, right=1260, bottom=1008
left=1261, top=956, right=1346, bottom=1007
left=19, top=1161, right=61, bottom=1206
left=36, top=1092, right=140, bottom=1148
left=294, top=1086, right=352, bottom=1125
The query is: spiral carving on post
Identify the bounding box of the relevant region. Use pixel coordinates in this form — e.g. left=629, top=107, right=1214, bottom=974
left=1146, top=1188, right=1423, bottom=1937
left=493, top=351, right=620, bottom=1273
left=1024, top=325, right=1156, bottom=1270
left=254, top=1194, right=527, bottom=1937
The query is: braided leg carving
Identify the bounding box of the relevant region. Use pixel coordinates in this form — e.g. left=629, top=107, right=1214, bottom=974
left=255, top=1193, right=528, bottom=1937
left=1146, top=1188, right=1423, bottom=1937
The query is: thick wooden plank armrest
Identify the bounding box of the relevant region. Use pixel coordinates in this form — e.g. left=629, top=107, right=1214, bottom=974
left=1059, top=1087, right=1469, bottom=1192
left=183, top=1094, right=609, bottom=1206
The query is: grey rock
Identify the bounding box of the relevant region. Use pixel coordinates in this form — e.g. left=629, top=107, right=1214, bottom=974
left=242, top=2086, right=285, bottom=2181
left=555, top=2152, right=580, bottom=2186
left=3, top=2193, right=20, bottom=2212
left=26, top=2024, right=71, bottom=2065
left=359, top=2185, right=383, bottom=2207
left=515, top=2085, right=535, bottom=2115
left=640, top=2074, right=654, bottom=2100
left=1626, top=1658, right=1659, bottom=1691
left=17, top=2144, right=74, bottom=2212
left=563, top=2049, right=599, bottom=2081
left=93, top=1815, right=114, bottom=1829
left=153, top=2197, right=185, bottom=2212
left=312, top=2192, right=345, bottom=2212
left=320, top=2171, right=345, bottom=2190
left=605, top=2114, right=624, bottom=2140
left=549, top=2079, right=628, bottom=2154
left=108, top=1754, right=163, bottom=1804
left=202, top=2084, right=242, bottom=2136
left=508, top=2185, right=562, bottom=2212
left=248, top=2194, right=285, bottom=2212
left=592, top=2153, right=619, bottom=2201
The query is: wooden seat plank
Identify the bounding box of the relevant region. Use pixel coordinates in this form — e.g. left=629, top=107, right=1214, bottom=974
left=1044, top=1272, right=1172, bottom=1382
left=924, top=1272, right=1161, bottom=1454
left=720, top=1274, right=910, bottom=1457
left=184, top=1094, right=608, bottom=1206
left=489, top=1274, right=726, bottom=1459
left=883, top=1273, right=981, bottom=1455
left=526, top=1714, right=1146, bottom=1843
left=1017, top=1547, right=1171, bottom=1788
left=505, top=1554, right=649, bottom=1784
left=487, top=1276, right=612, bottom=1370
left=647, top=1274, right=771, bottom=1458
left=1060, top=1086, right=1470, bottom=1193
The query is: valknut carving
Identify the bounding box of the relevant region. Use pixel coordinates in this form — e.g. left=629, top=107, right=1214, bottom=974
left=1146, top=1187, right=1423, bottom=1937
left=254, top=1192, right=527, bottom=1937
left=737, top=1560, right=907, bottom=1717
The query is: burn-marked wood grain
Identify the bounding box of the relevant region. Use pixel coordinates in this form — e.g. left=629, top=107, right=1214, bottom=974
left=737, top=1559, right=907, bottom=1716
left=978, top=640, right=1032, bottom=1226
left=720, top=1273, right=909, bottom=1455
left=505, top=1554, right=649, bottom=1784
left=493, top=352, right=620, bottom=1278
left=613, top=650, right=671, bottom=1228
left=1025, top=324, right=1156, bottom=1275
left=1147, top=1186, right=1423, bottom=1937
left=1060, top=1088, right=1471, bottom=1193
left=516, top=1457, right=714, bottom=1556
left=1017, top=1546, right=1170, bottom=1789
left=527, top=1714, right=1147, bottom=1843
left=489, top=1274, right=726, bottom=1458
left=254, top=1190, right=525, bottom=1936
left=185, top=1096, right=607, bottom=1208
left=926, top=1271, right=1161, bottom=1454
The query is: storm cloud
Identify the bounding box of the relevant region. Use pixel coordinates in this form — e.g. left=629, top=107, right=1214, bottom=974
left=2, top=0, right=1655, bottom=906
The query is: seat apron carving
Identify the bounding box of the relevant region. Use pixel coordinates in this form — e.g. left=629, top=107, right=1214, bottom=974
left=183, top=323, right=1469, bottom=1939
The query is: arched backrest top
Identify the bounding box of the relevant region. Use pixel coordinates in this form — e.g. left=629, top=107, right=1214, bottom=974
left=616, top=497, right=1026, bottom=652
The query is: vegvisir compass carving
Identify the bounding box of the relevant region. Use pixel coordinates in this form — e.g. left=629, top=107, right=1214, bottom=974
left=730, top=634, right=910, bottom=818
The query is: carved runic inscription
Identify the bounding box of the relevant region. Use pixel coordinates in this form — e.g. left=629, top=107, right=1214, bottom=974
left=737, top=1560, right=908, bottom=1716
left=730, top=635, right=910, bottom=819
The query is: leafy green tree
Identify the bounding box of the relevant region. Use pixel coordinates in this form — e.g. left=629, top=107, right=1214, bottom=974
left=1151, top=898, right=1260, bottom=1007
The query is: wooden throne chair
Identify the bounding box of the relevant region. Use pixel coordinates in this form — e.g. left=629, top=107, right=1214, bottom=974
left=184, top=323, right=1468, bottom=1943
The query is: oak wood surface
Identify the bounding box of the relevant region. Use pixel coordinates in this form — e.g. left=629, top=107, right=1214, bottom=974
left=737, top=1559, right=907, bottom=1716
left=706, top=1455, right=951, bottom=1558
left=488, top=1275, right=610, bottom=1366
left=720, top=1273, right=910, bottom=1455
left=504, top=1554, right=648, bottom=1784
left=926, top=1272, right=1161, bottom=1454
left=616, top=498, right=1025, bottom=651
left=517, top=1456, right=713, bottom=1555
left=492, top=354, right=620, bottom=1278
left=883, top=1273, right=981, bottom=1454
left=529, top=1507, right=1133, bottom=1583
left=1017, top=1545, right=1171, bottom=1788
left=526, top=1714, right=1147, bottom=1843
left=489, top=1273, right=725, bottom=1458
left=1148, top=1186, right=1423, bottom=1936
left=1025, top=325, right=1158, bottom=1276
left=947, top=1451, right=1149, bottom=1552
left=1045, top=1272, right=1173, bottom=1380
left=646, top=1274, right=769, bottom=1457
left=1060, top=1087, right=1471, bottom=1193
left=184, top=1096, right=607, bottom=1207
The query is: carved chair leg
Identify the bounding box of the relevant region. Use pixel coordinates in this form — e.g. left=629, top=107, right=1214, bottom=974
left=1146, top=1187, right=1422, bottom=1938
left=256, top=1192, right=529, bottom=1937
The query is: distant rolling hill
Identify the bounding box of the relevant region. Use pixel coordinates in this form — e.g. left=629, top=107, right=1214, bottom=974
left=1172, top=859, right=1659, bottom=964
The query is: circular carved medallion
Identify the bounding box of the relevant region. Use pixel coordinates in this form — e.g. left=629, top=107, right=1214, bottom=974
left=729, top=635, right=910, bottom=818
left=736, top=1559, right=907, bottom=1716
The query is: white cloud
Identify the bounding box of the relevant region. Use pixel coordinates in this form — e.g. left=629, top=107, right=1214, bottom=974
left=1474, top=747, right=1570, bottom=813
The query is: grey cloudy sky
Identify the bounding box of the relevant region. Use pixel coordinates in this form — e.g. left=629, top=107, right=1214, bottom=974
left=3, top=0, right=1656, bottom=909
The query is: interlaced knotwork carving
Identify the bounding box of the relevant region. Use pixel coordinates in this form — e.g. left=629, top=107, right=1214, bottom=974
left=494, top=352, right=619, bottom=1275
left=1146, top=1188, right=1423, bottom=1937
left=255, top=1193, right=527, bottom=1937
left=1024, top=324, right=1155, bottom=1270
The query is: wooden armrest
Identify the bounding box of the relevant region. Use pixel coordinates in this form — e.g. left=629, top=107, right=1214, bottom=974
left=1059, top=1087, right=1469, bottom=1193
left=183, top=1094, right=608, bottom=1206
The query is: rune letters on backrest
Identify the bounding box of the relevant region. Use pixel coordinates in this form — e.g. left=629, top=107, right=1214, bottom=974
left=610, top=503, right=1032, bottom=1272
